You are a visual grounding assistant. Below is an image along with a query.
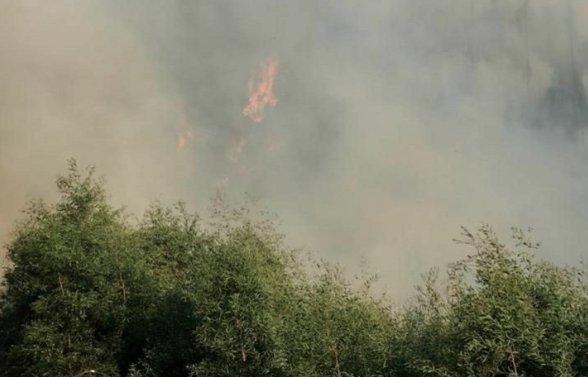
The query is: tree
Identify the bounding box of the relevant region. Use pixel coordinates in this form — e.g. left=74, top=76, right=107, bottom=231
left=0, top=160, right=135, bottom=376
left=0, top=162, right=586, bottom=377
left=388, top=226, right=588, bottom=377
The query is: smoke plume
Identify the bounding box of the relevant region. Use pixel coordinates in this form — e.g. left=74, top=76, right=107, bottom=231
left=2, top=0, right=588, bottom=298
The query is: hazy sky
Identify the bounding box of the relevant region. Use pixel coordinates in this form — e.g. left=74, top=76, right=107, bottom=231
left=2, top=0, right=588, bottom=298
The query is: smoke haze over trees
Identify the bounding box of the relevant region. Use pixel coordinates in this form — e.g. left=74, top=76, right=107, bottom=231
left=0, top=163, right=586, bottom=376
left=1, top=1, right=588, bottom=296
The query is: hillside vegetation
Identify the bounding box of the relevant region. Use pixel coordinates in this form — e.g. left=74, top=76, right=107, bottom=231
left=0, top=161, right=586, bottom=377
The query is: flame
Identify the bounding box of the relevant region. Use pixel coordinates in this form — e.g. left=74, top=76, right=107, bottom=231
left=219, top=55, right=279, bottom=189
left=266, top=133, right=284, bottom=153
left=578, top=3, right=588, bottom=37
left=243, top=55, right=279, bottom=123
left=217, top=175, right=230, bottom=189
left=176, top=128, right=193, bottom=150
left=172, top=99, right=193, bottom=151
left=227, top=136, right=247, bottom=163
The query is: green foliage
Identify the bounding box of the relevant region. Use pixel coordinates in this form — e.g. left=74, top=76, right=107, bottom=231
left=0, top=161, right=586, bottom=377
left=389, top=226, right=588, bottom=377
left=0, top=160, right=132, bottom=377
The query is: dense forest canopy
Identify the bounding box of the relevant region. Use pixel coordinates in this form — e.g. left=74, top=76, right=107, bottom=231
left=0, top=161, right=586, bottom=377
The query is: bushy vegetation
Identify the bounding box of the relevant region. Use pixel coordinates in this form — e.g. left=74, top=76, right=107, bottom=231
left=0, top=161, right=586, bottom=377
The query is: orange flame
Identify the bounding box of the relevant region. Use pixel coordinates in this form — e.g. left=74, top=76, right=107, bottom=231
left=176, top=128, right=193, bottom=150
left=243, top=55, right=279, bottom=123
left=220, top=55, right=279, bottom=188
left=266, top=133, right=284, bottom=153
left=172, top=99, right=193, bottom=151
left=227, top=136, right=247, bottom=163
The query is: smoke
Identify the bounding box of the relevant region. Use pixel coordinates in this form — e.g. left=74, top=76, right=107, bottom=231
left=1, top=0, right=588, bottom=298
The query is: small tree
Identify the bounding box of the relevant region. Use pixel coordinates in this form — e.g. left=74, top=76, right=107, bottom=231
left=388, top=225, right=588, bottom=377
left=0, top=160, right=135, bottom=376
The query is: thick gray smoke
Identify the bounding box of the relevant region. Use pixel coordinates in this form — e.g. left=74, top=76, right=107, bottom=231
left=2, top=0, right=587, bottom=297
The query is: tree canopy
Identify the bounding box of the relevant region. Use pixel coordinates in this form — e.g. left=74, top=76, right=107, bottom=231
left=0, top=161, right=586, bottom=377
